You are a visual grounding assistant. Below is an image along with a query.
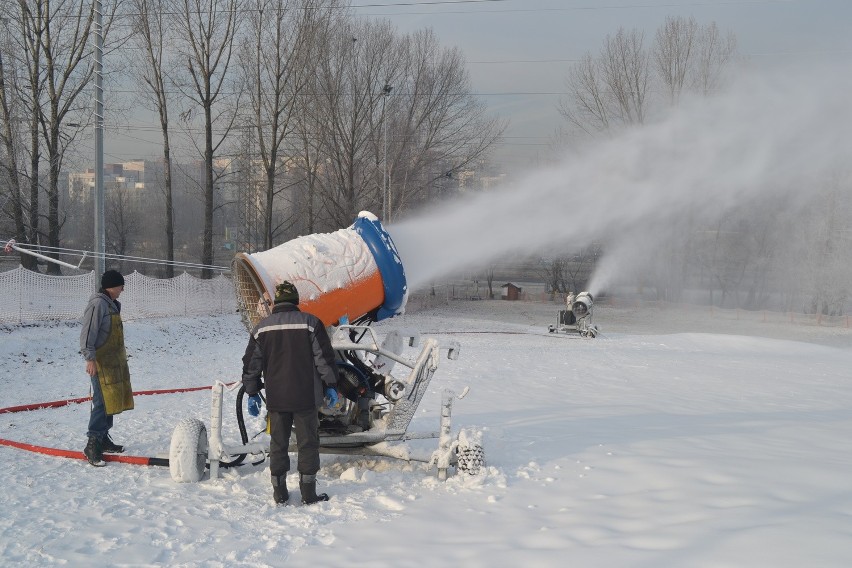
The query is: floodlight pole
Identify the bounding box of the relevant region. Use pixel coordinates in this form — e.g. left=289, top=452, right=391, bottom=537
left=382, top=83, right=392, bottom=223
left=93, top=0, right=105, bottom=277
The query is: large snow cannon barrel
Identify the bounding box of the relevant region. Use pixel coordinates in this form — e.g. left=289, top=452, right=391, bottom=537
left=232, top=211, right=407, bottom=330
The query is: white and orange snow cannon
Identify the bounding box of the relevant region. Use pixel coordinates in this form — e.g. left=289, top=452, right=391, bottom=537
left=231, top=211, right=407, bottom=330
left=169, top=212, right=484, bottom=484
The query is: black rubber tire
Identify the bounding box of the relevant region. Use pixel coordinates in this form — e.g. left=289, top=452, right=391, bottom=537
left=455, top=443, right=485, bottom=475
left=169, top=417, right=208, bottom=483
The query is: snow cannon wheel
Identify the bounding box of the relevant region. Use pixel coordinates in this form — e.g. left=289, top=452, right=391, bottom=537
left=455, top=443, right=485, bottom=476
left=581, top=326, right=598, bottom=339
left=169, top=418, right=208, bottom=483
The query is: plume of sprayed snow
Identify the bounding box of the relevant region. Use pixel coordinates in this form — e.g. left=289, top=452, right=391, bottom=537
left=389, top=62, right=852, bottom=292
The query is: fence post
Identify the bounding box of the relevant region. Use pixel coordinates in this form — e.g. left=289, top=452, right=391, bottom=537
left=17, top=267, right=23, bottom=324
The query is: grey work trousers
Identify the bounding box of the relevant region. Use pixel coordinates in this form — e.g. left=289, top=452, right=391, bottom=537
left=269, top=408, right=321, bottom=478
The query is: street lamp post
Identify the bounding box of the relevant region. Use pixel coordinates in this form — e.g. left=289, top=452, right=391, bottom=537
left=93, top=0, right=105, bottom=276
left=382, top=83, right=392, bottom=223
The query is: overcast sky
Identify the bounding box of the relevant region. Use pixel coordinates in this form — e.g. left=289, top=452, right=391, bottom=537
left=350, top=0, right=852, bottom=173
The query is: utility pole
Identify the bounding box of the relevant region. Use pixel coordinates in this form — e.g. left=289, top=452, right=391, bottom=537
left=93, top=0, right=105, bottom=276
left=382, top=83, right=392, bottom=223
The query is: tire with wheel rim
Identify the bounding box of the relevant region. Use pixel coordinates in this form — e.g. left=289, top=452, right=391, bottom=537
left=455, top=443, right=485, bottom=475
left=169, top=418, right=208, bottom=483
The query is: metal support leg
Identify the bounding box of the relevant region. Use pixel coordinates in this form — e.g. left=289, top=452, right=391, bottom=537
left=208, top=382, right=224, bottom=480
left=437, top=390, right=455, bottom=480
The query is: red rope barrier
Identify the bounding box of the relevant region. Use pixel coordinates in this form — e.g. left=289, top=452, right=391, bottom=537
left=0, top=383, right=235, bottom=466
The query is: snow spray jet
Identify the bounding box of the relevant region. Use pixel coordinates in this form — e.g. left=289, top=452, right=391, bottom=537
left=389, top=62, right=852, bottom=295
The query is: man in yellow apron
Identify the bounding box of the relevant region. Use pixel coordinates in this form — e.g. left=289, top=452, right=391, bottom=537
left=79, top=270, right=134, bottom=467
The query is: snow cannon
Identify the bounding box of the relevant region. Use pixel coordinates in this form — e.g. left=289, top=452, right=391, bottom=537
left=548, top=290, right=599, bottom=338
left=232, top=211, right=407, bottom=330
left=571, top=291, right=593, bottom=317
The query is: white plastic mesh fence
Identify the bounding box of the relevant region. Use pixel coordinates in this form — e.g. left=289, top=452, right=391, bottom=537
left=0, top=266, right=235, bottom=324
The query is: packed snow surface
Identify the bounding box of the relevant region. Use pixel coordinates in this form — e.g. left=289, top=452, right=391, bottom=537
left=1, top=301, right=852, bottom=567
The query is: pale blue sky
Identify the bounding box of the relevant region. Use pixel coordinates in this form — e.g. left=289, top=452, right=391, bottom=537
left=353, top=0, right=852, bottom=172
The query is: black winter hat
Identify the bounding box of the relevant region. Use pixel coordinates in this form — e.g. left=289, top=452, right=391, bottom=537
left=274, top=281, right=299, bottom=305
left=101, top=269, right=125, bottom=289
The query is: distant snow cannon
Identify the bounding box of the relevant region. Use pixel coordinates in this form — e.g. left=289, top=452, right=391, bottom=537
left=231, top=211, right=407, bottom=330
left=571, top=291, right=594, bottom=318
left=548, top=290, right=599, bottom=338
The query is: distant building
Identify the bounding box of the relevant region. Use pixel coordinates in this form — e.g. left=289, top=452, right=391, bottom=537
left=67, top=161, right=150, bottom=201
left=501, top=282, right=522, bottom=301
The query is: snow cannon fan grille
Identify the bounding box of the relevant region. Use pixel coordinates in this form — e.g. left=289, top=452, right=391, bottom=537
left=232, top=254, right=270, bottom=331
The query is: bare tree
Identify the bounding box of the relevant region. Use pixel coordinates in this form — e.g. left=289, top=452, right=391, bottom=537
left=654, top=16, right=738, bottom=104
left=105, top=182, right=139, bottom=272
left=288, top=1, right=344, bottom=235
left=601, top=28, right=649, bottom=126
left=559, top=53, right=611, bottom=136
left=2, top=1, right=47, bottom=271
left=692, top=22, right=737, bottom=96
left=35, top=0, right=120, bottom=273
left=792, top=177, right=852, bottom=315
left=654, top=15, right=697, bottom=105
left=384, top=28, right=503, bottom=220
left=0, top=44, right=35, bottom=268
left=241, top=0, right=315, bottom=248
left=307, top=19, right=397, bottom=228
left=484, top=264, right=495, bottom=299
left=559, top=27, right=650, bottom=135
left=171, top=0, right=243, bottom=277
left=2, top=1, right=117, bottom=272
left=301, top=17, right=503, bottom=229
left=129, top=0, right=177, bottom=276
left=539, top=245, right=601, bottom=297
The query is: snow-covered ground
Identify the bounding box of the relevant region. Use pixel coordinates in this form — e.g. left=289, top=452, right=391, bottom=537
left=2, top=300, right=852, bottom=567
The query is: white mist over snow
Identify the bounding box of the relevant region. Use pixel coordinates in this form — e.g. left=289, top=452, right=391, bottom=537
left=389, top=63, right=852, bottom=293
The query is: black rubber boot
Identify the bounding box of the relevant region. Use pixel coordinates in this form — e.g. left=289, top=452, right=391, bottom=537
left=102, top=434, right=124, bottom=454
left=299, top=474, right=329, bottom=505
left=272, top=474, right=289, bottom=505
left=83, top=436, right=106, bottom=467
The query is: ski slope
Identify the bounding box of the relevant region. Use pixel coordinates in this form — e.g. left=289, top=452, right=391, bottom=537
left=1, top=300, right=851, bottom=567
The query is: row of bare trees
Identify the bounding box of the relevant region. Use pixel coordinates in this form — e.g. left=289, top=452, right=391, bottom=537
left=0, top=0, right=120, bottom=272
left=0, top=0, right=503, bottom=276
left=558, top=16, right=737, bottom=136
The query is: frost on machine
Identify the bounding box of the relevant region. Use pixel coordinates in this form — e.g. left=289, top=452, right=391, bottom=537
left=169, top=211, right=484, bottom=483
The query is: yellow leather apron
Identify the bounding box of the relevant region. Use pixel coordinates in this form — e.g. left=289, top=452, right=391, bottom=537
left=95, top=313, right=134, bottom=415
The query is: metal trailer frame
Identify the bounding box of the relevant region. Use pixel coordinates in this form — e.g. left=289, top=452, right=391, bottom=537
left=170, top=326, right=481, bottom=483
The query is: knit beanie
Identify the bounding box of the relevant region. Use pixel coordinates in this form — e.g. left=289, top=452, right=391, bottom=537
left=274, top=281, right=299, bottom=305
left=101, top=270, right=125, bottom=289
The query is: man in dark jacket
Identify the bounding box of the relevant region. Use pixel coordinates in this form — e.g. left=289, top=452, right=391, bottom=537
left=79, top=269, right=134, bottom=467
left=242, top=281, right=339, bottom=505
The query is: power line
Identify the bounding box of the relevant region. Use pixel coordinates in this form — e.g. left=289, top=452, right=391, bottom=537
left=7, top=242, right=229, bottom=272
left=354, top=0, right=799, bottom=16
left=18, top=0, right=798, bottom=22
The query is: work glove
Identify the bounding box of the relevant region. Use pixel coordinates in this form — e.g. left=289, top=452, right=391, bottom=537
left=247, top=394, right=263, bottom=417
left=324, top=386, right=338, bottom=408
